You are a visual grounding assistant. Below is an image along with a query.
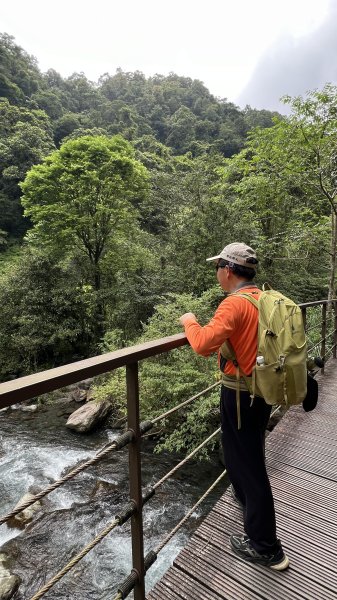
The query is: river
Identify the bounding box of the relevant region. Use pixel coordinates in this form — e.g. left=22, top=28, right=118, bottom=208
left=0, top=399, right=226, bottom=599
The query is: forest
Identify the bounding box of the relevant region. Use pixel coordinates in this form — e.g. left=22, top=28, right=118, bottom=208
left=1, top=32, right=336, bottom=453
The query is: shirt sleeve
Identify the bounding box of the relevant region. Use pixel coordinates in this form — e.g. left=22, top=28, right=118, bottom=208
left=183, top=298, right=242, bottom=356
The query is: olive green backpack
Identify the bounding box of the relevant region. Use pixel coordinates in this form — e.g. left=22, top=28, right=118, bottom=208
left=220, top=286, right=307, bottom=427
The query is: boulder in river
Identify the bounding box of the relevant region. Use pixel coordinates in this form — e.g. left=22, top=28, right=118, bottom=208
left=21, top=405, right=38, bottom=413
left=8, top=493, right=42, bottom=528
left=77, top=378, right=94, bottom=390
left=8, top=404, right=38, bottom=413
left=0, top=553, right=20, bottom=600
left=66, top=400, right=111, bottom=433
left=71, top=387, right=88, bottom=403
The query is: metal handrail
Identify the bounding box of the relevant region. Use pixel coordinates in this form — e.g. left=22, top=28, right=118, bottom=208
left=301, top=299, right=337, bottom=374
left=298, top=299, right=336, bottom=308
left=0, top=333, right=188, bottom=409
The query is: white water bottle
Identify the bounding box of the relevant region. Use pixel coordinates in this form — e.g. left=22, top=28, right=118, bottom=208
left=256, top=355, right=265, bottom=366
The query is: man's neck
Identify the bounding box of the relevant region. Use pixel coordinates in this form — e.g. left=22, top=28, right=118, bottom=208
left=232, top=280, right=257, bottom=292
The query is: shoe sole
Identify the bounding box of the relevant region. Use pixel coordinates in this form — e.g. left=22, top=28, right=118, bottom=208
left=269, top=555, right=290, bottom=571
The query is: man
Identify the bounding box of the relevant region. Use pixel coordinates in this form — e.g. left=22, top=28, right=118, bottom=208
left=179, top=242, right=289, bottom=571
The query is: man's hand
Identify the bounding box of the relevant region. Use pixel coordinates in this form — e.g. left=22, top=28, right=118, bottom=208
left=179, top=312, right=197, bottom=326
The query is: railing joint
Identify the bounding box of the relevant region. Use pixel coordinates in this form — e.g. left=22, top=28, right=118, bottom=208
left=131, top=567, right=141, bottom=579
left=114, top=429, right=134, bottom=450
left=115, top=500, right=137, bottom=526
left=139, top=420, right=153, bottom=435
left=142, top=487, right=155, bottom=505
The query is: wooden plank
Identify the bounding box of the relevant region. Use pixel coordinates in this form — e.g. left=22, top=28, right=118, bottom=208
left=147, top=565, right=261, bottom=600
left=266, top=448, right=337, bottom=481
left=267, top=463, right=337, bottom=497
left=269, top=429, right=337, bottom=452
left=269, top=481, right=337, bottom=516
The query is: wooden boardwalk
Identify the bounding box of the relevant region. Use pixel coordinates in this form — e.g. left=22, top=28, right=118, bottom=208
left=147, top=360, right=337, bottom=600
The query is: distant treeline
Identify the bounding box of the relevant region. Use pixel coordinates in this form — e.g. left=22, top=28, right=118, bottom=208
left=0, top=32, right=279, bottom=241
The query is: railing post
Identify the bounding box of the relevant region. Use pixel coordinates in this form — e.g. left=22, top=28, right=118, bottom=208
left=334, top=301, right=337, bottom=359
left=126, top=362, right=145, bottom=600
left=321, top=303, right=327, bottom=374
left=301, top=306, right=307, bottom=333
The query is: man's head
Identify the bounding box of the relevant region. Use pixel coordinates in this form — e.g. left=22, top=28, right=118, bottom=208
left=207, top=242, right=258, bottom=292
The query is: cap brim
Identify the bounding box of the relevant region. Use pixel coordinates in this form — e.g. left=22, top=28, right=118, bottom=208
left=206, top=254, right=222, bottom=262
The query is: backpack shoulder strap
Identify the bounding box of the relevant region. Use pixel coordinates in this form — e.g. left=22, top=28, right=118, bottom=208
left=231, top=291, right=259, bottom=310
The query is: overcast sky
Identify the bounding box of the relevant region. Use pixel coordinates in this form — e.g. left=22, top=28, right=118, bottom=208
left=2, top=0, right=335, bottom=112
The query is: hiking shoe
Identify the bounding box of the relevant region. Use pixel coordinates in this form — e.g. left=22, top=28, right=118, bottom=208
left=229, top=485, right=244, bottom=508
left=230, top=534, right=289, bottom=570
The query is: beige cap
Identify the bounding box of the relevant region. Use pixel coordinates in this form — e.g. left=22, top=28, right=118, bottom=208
left=206, top=242, right=258, bottom=269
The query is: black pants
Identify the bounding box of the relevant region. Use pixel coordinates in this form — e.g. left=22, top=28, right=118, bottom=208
left=220, top=386, right=279, bottom=554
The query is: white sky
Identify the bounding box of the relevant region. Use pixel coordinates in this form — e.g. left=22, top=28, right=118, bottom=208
left=1, top=0, right=331, bottom=107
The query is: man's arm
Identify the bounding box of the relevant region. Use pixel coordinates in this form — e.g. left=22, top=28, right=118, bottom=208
left=179, top=300, right=238, bottom=357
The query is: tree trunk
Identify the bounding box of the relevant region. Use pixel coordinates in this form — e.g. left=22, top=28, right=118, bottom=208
left=328, top=208, right=337, bottom=301
left=92, top=262, right=104, bottom=344
left=94, top=267, right=101, bottom=292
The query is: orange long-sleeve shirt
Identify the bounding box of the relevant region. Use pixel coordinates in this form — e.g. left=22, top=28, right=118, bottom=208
left=184, top=287, right=261, bottom=376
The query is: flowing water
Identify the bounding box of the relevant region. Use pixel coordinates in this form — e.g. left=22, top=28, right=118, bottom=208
left=0, top=400, right=226, bottom=599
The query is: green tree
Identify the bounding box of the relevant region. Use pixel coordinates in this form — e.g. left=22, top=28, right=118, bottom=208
left=0, top=99, right=54, bottom=237
left=0, top=250, right=92, bottom=379
left=281, top=85, right=337, bottom=300
left=21, top=135, right=149, bottom=339
left=166, top=106, right=198, bottom=153
left=31, top=89, right=64, bottom=119
left=158, top=152, right=231, bottom=295
left=63, top=72, right=100, bottom=112
left=242, top=105, right=280, bottom=130
left=216, top=105, right=331, bottom=301
left=53, top=112, right=81, bottom=146
left=0, top=33, right=42, bottom=103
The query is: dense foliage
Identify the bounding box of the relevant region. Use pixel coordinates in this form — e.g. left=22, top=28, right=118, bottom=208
left=1, top=33, right=336, bottom=455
